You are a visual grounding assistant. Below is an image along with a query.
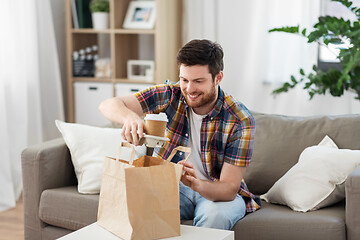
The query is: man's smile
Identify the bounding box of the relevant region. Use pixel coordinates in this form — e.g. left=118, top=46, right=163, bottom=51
left=187, top=93, right=201, bottom=100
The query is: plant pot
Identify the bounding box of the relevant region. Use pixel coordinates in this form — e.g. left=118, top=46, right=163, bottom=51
left=92, top=12, right=109, bottom=30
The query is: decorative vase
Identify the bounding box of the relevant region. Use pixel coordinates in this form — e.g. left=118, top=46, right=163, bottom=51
left=92, top=12, right=109, bottom=30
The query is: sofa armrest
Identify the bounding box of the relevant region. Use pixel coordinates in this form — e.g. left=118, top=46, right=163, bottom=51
left=21, top=137, right=76, bottom=239
left=345, top=166, right=360, bottom=240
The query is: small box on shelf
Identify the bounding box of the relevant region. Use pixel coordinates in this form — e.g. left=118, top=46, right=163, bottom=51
left=72, top=45, right=99, bottom=77
left=72, top=58, right=95, bottom=77
left=127, top=60, right=154, bottom=82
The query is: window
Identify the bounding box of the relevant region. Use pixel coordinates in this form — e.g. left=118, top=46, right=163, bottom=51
left=318, top=0, right=360, bottom=71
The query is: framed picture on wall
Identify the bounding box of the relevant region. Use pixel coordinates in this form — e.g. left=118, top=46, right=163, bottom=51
left=123, top=1, right=156, bottom=29
left=127, top=60, right=155, bottom=82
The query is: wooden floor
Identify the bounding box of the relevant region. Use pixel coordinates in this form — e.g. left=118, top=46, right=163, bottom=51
left=0, top=196, right=24, bottom=240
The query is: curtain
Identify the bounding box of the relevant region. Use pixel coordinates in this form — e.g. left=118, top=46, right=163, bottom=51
left=182, top=0, right=360, bottom=116
left=0, top=0, right=64, bottom=211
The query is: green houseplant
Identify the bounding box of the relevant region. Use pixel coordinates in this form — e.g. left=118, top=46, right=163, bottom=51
left=90, top=0, right=110, bottom=13
left=270, top=0, right=360, bottom=100
left=90, top=0, right=110, bottom=29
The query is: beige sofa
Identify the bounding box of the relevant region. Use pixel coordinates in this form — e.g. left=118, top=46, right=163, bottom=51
left=22, top=112, right=360, bottom=240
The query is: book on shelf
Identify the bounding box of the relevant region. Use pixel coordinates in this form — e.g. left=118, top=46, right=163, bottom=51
left=76, top=0, right=93, bottom=28
left=71, top=0, right=79, bottom=29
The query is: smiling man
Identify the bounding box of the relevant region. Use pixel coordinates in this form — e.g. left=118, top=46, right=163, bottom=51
left=99, top=39, right=260, bottom=230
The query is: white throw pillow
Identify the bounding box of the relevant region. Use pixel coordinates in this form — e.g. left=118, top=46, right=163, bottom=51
left=260, top=135, right=360, bottom=212
left=55, top=120, right=146, bottom=194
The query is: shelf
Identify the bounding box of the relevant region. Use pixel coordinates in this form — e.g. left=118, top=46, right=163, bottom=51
left=114, top=29, right=155, bottom=34
left=73, top=77, right=112, bottom=83
left=71, top=29, right=112, bottom=34
left=114, top=78, right=155, bottom=84
left=66, top=0, right=182, bottom=123
left=71, top=28, right=155, bottom=34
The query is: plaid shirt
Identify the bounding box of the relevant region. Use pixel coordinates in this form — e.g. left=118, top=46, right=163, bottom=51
left=134, top=81, right=261, bottom=213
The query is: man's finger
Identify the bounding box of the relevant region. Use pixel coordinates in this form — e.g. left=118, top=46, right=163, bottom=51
left=121, top=127, right=126, bottom=139
left=124, top=127, right=133, bottom=143
left=186, top=174, right=196, bottom=183
left=137, top=121, right=145, bottom=138
left=181, top=161, right=193, bottom=168
left=131, top=124, right=140, bottom=145
left=183, top=166, right=196, bottom=175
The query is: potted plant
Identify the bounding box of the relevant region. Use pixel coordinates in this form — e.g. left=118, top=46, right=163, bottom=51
left=90, top=0, right=110, bottom=30
left=269, top=0, right=360, bottom=100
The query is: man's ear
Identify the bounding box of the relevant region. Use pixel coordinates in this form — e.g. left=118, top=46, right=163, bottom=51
left=215, top=71, right=223, bottom=85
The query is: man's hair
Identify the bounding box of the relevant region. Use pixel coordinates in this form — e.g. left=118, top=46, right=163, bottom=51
left=176, top=39, right=224, bottom=80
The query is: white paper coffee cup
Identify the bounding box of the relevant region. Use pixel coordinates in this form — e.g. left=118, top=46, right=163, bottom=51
left=144, top=113, right=168, bottom=137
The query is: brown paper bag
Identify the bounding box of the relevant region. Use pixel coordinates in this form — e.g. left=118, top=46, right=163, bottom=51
left=97, top=142, right=190, bottom=240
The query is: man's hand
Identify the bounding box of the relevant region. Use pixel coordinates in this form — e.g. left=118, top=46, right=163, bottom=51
left=178, top=161, right=246, bottom=202
left=178, top=160, right=203, bottom=193
left=99, top=94, right=145, bottom=145
left=121, top=112, right=145, bottom=146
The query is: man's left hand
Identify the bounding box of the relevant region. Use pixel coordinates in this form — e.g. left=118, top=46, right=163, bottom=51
left=178, top=160, right=202, bottom=192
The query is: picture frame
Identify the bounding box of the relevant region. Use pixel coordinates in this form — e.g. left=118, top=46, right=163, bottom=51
left=123, top=1, right=156, bottom=29
left=127, top=60, right=155, bottom=82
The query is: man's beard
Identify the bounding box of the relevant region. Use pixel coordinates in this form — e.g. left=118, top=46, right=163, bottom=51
left=181, top=84, right=217, bottom=109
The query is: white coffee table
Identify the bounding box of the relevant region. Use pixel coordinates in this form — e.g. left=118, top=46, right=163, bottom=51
left=58, top=222, right=234, bottom=240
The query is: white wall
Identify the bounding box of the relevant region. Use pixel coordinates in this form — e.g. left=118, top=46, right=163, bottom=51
left=50, top=0, right=68, bottom=119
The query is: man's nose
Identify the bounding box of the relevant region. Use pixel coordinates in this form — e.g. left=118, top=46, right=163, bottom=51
left=187, top=81, right=196, bottom=93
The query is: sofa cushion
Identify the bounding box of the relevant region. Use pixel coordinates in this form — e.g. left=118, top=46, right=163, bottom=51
left=39, top=186, right=99, bottom=230
left=245, top=112, right=360, bottom=195
left=232, top=200, right=346, bottom=240
left=260, top=135, right=360, bottom=212
left=182, top=200, right=345, bottom=240
left=55, top=120, right=146, bottom=194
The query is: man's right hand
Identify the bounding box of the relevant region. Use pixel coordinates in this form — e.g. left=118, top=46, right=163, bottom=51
left=121, top=113, right=145, bottom=146
left=98, top=95, right=145, bottom=145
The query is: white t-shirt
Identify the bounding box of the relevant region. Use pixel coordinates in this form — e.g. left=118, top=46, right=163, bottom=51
left=187, top=108, right=208, bottom=180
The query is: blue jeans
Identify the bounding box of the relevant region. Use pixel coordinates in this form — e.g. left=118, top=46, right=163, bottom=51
left=179, top=182, right=246, bottom=230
